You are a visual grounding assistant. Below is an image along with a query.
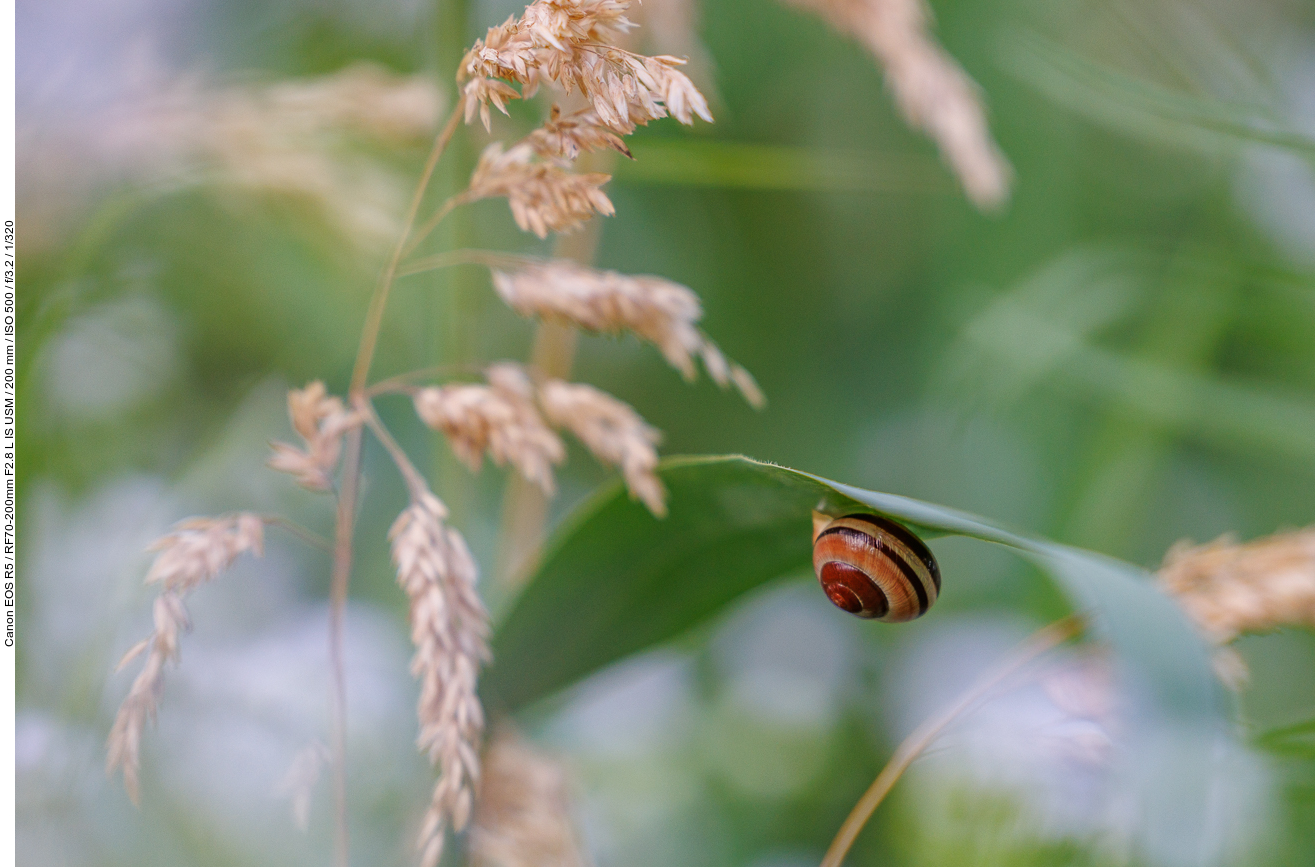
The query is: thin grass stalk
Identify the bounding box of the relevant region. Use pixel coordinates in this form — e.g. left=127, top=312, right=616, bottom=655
left=328, top=426, right=364, bottom=867
left=259, top=515, right=334, bottom=552
left=328, top=100, right=464, bottom=867
left=356, top=397, right=431, bottom=500
left=819, top=614, right=1086, bottom=867
left=351, top=103, right=464, bottom=397
left=365, top=363, right=482, bottom=398
left=401, top=197, right=466, bottom=260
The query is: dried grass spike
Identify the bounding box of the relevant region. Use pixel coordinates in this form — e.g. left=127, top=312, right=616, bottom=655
left=456, top=0, right=712, bottom=137
left=492, top=261, right=764, bottom=407
left=539, top=379, right=666, bottom=516
left=389, top=493, right=491, bottom=867
left=108, top=514, right=265, bottom=802
left=465, top=143, right=614, bottom=238
left=412, top=364, right=565, bottom=495
left=1159, top=527, right=1315, bottom=646
left=781, top=0, right=1011, bottom=208
left=463, top=78, right=524, bottom=131
left=528, top=105, right=633, bottom=160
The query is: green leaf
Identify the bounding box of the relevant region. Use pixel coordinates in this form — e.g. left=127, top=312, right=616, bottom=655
left=486, top=455, right=1221, bottom=726
left=1256, top=717, right=1315, bottom=758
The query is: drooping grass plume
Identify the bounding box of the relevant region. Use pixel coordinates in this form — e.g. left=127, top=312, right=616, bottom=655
left=463, top=142, right=616, bottom=238
left=492, top=261, right=764, bottom=407
left=408, top=362, right=673, bottom=516
left=538, top=378, right=666, bottom=516
left=389, top=492, right=491, bottom=867
left=97, top=63, right=444, bottom=248
left=107, top=514, right=265, bottom=803
left=527, top=105, right=634, bottom=160
left=781, top=0, right=1011, bottom=208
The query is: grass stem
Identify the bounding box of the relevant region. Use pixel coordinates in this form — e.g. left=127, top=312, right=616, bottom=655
left=327, top=98, right=464, bottom=867
left=350, top=102, right=464, bottom=398
left=819, top=614, right=1086, bottom=867
left=328, top=427, right=363, bottom=867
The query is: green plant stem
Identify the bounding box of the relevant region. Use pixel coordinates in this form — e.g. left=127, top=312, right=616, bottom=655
left=819, top=614, right=1086, bottom=867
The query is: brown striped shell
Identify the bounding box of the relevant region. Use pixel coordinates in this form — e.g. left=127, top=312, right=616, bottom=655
left=811, top=513, right=941, bottom=622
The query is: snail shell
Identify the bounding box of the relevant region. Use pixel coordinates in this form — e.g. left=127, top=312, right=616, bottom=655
left=812, top=512, right=941, bottom=622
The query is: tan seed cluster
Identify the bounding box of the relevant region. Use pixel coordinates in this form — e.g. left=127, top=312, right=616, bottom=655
left=781, top=0, right=1011, bottom=208
left=1159, top=527, right=1315, bottom=646
left=389, top=492, right=491, bottom=867
left=527, top=105, right=633, bottom=160
left=268, top=381, right=362, bottom=492
left=465, top=142, right=615, bottom=238
left=458, top=0, right=711, bottom=135
left=492, top=261, right=764, bottom=408
left=107, top=514, right=265, bottom=803
left=468, top=728, right=589, bottom=867
left=462, top=77, right=526, bottom=132
left=540, top=378, right=666, bottom=516
left=413, top=363, right=669, bottom=516
left=142, top=513, right=265, bottom=594
left=413, top=364, right=566, bottom=495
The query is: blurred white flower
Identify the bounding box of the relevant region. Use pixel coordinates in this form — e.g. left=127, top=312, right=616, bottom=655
left=700, top=584, right=858, bottom=798
left=885, top=616, right=1273, bottom=866
left=42, top=293, right=179, bottom=421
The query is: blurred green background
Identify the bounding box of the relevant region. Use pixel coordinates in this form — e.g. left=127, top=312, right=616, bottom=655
left=16, top=0, right=1315, bottom=864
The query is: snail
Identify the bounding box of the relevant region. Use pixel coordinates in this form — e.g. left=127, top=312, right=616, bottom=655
left=812, top=512, right=940, bottom=622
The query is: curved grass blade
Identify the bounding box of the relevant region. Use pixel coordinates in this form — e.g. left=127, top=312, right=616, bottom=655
left=1005, top=32, right=1315, bottom=159
left=1256, top=717, right=1315, bottom=759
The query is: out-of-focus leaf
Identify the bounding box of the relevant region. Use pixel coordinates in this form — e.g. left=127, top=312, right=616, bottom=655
left=614, top=140, right=954, bottom=193
left=1256, top=717, right=1315, bottom=758
left=1056, top=344, right=1315, bottom=462
left=953, top=289, right=1315, bottom=462
left=1005, top=32, right=1315, bottom=158
left=943, top=245, right=1315, bottom=463
left=486, top=455, right=1221, bottom=727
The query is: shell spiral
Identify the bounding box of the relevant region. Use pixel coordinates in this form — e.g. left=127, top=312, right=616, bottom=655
left=812, top=513, right=941, bottom=622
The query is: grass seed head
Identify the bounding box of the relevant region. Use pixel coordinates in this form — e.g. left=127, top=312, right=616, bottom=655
left=389, top=493, right=491, bottom=867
